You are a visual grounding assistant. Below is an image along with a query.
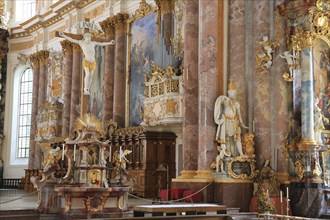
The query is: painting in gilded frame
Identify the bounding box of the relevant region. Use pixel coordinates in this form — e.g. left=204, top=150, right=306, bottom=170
left=313, top=37, right=330, bottom=130
left=129, top=12, right=157, bottom=126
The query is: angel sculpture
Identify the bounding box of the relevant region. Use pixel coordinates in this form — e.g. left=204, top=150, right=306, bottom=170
left=280, top=50, right=296, bottom=79
left=214, top=81, right=248, bottom=157
left=112, top=148, right=132, bottom=176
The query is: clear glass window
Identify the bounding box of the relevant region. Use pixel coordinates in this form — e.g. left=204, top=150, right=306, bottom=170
left=17, top=68, right=33, bottom=158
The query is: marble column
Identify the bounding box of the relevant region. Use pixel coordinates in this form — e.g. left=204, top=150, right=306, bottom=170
left=70, top=44, right=82, bottom=132
left=181, top=0, right=199, bottom=173
left=60, top=40, right=73, bottom=137
left=196, top=0, right=219, bottom=174
left=100, top=19, right=115, bottom=126
left=300, top=48, right=314, bottom=143
left=38, top=50, right=49, bottom=107
left=28, top=54, right=40, bottom=169
left=113, top=13, right=128, bottom=128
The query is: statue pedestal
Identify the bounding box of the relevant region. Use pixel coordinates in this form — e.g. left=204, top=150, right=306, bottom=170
left=214, top=178, right=253, bottom=212
left=54, top=185, right=132, bottom=217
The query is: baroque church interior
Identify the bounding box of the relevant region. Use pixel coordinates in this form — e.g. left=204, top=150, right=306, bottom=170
left=0, top=0, right=330, bottom=219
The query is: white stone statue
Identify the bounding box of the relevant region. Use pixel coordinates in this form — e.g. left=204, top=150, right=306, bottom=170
left=214, top=81, right=249, bottom=157
left=59, top=31, right=115, bottom=95
left=280, top=50, right=296, bottom=78
left=314, top=97, right=329, bottom=144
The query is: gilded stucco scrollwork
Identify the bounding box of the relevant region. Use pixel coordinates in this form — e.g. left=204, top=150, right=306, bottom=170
left=128, top=0, right=158, bottom=23
left=47, top=50, right=64, bottom=101
left=255, top=36, right=279, bottom=85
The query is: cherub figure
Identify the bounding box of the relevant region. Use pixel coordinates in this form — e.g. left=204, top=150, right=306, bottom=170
left=280, top=50, right=296, bottom=78
left=215, top=145, right=231, bottom=173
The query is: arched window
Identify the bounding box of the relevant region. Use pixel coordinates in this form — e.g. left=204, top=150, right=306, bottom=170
left=17, top=68, right=33, bottom=158
left=15, top=0, right=36, bottom=22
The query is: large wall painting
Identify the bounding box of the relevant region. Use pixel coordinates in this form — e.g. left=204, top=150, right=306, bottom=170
left=313, top=38, right=330, bottom=130
left=87, top=46, right=104, bottom=119
left=129, top=12, right=157, bottom=126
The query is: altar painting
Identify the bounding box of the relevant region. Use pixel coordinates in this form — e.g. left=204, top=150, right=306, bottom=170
left=129, top=12, right=157, bottom=126
left=87, top=46, right=104, bottom=118
left=313, top=38, right=330, bottom=130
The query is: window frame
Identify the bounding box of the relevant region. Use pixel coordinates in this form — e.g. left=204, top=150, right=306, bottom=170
left=9, top=65, right=33, bottom=166
left=16, top=68, right=33, bottom=159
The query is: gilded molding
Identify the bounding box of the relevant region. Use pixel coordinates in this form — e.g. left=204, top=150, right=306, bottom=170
left=60, top=40, right=73, bottom=55
left=128, top=0, right=158, bottom=23
left=9, top=41, right=34, bottom=51
left=112, top=13, right=129, bottom=34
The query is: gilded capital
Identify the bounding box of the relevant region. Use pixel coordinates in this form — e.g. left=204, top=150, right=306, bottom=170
left=38, top=50, right=50, bottom=66
left=155, top=0, right=174, bottom=14
left=72, top=43, right=81, bottom=51
left=113, top=13, right=129, bottom=34
left=60, top=40, right=73, bottom=55
left=291, top=30, right=315, bottom=50
left=99, top=18, right=115, bottom=38
left=29, top=53, right=40, bottom=68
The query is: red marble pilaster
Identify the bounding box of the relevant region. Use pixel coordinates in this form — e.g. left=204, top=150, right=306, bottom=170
left=100, top=19, right=115, bottom=126
left=113, top=13, right=128, bottom=128
left=60, top=40, right=73, bottom=136
left=197, top=0, right=219, bottom=170
left=28, top=53, right=40, bottom=169
left=182, top=0, right=199, bottom=171
left=38, top=51, right=49, bottom=107
left=70, top=44, right=82, bottom=132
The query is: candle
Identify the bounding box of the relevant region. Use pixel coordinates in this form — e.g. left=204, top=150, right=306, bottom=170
left=73, top=144, right=76, bottom=162
left=286, top=187, right=289, bottom=199
left=252, top=120, right=255, bottom=133
left=267, top=190, right=269, bottom=195
left=216, top=157, right=219, bottom=173
left=119, top=146, right=122, bottom=163
left=109, top=144, right=112, bottom=162
left=62, top=143, right=65, bottom=160
left=280, top=191, right=283, bottom=203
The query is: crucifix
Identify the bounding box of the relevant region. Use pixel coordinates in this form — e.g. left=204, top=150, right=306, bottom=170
left=56, top=19, right=115, bottom=95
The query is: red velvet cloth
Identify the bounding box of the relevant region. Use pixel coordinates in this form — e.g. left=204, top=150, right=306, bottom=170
left=182, top=190, right=202, bottom=202
left=249, top=196, right=292, bottom=215
left=171, top=188, right=186, bottom=200
left=160, top=189, right=171, bottom=201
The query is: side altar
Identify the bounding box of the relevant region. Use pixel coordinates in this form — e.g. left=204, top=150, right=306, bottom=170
left=31, top=114, right=132, bottom=217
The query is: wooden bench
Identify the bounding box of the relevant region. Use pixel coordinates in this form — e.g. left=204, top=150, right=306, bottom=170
left=133, top=203, right=227, bottom=217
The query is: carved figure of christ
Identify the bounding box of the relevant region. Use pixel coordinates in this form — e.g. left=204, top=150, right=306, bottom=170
left=56, top=30, right=115, bottom=95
